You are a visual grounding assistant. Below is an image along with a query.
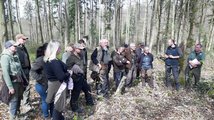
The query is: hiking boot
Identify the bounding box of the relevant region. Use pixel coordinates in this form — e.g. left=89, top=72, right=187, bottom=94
left=86, top=101, right=94, bottom=106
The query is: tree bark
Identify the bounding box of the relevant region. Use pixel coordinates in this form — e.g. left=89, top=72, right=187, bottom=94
left=35, top=0, right=44, bottom=43
left=48, top=0, right=53, bottom=40
left=125, top=0, right=131, bottom=44
left=43, top=0, right=50, bottom=41
left=155, top=0, right=163, bottom=54
left=8, top=0, right=14, bottom=39
left=149, top=0, right=156, bottom=52
left=64, top=0, right=70, bottom=47
left=0, top=0, right=7, bottom=50
left=15, top=0, right=23, bottom=34
left=142, top=0, right=148, bottom=45
left=164, top=0, right=171, bottom=50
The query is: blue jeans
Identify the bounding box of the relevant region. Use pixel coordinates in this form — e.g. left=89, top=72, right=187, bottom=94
left=9, top=96, right=21, bottom=118
left=9, top=83, right=23, bottom=119
left=35, top=83, right=49, bottom=118
left=114, top=71, right=124, bottom=88
left=165, top=65, right=180, bottom=90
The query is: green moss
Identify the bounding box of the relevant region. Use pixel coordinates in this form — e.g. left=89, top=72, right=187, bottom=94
left=179, top=76, right=185, bottom=86
left=208, top=89, right=214, bottom=99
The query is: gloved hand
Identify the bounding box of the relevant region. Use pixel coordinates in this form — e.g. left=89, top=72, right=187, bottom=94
left=71, top=64, right=84, bottom=74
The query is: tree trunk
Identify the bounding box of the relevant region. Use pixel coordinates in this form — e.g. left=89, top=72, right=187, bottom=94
left=35, top=17, right=39, bottom=44
left=142, top=0, right=148, bottom=45
left=164, top=0, right=171, bottom=50
left=149, top=0, right=156, bottom=52
left=207, top=23, right=214, bottom=51
left=155, top=0, right=163, bottom=54
left=125, top=0, right=131, bottom=44
left=186, top=0, right=198, bottom=48
left=176, top=0, right=184, bottom=44
left=43, top=0, right=50, bottom=41
left=171, top=0, right=177, bottom=40
left=0, top=0, right=6, bottom=50
left=58, top=0, right=64, bottom=42
left=15, top=0, right=23, bottom=34
left=48, top=0, right=53, bottom=40
left=75, top=0, right=80, bottom=42
left=8, top=0, right=14, bottom=39
left=198, top=0, right=206, bottom=43
left=64, top=0, right=70, bottom=47
left=135, top=0, right=141, bottom=42
left=35, top=0, right=44, bottom=43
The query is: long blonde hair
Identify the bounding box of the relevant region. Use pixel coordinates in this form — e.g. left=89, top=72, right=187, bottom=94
left=44, top=40, right=60, bottom=62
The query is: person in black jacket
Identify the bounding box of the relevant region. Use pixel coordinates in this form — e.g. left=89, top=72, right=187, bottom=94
left=15, top=34, right=32, bottom=113
left=30, top=43, right=51, bottom=119
left=44, top=40, right=72, bottom=120
left=164, top=39, right=182, bottom=91
left=139, top=46, right=154, bottom=88
left=66, top=43, right=94, bottom=113
left=78, top=39, right=88, bottom=79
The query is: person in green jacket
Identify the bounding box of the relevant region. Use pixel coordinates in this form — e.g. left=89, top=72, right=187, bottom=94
left=0, top=40, right=24, bottom=120
left=185, top=43, right=205, bottom=89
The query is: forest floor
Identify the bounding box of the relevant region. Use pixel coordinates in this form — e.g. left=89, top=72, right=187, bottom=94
left=0, top=55, right=214, bottom=120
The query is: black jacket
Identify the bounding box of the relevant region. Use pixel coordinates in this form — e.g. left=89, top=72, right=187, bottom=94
left=16, top=45, right=31, bottom=69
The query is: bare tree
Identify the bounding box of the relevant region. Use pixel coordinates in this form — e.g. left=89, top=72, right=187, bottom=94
left=155, top=0, right=164, bottom=54
left=7, top=0, right=14, bottom=39
left=15, top=0, right=22, bottom=33
left=0, top=0, right=7, bottom=50
left=48, top=0, right=53, bottom=40
left=35, top=0, right=44, bottom=43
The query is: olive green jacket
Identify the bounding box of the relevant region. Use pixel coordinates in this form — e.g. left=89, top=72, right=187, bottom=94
left=0, top=49, right=23, bottom=90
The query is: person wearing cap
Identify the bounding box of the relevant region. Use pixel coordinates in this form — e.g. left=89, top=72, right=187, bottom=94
left=0, top=40, right=25, bottom=120
left=78, top=39, right=88, bottom=79
left=15, top=34, right=32, bottom=112
left=66, top=43, right=94, bottom=113
left=90, top=39, right=112, bottom=97
left=124, top=43, right=138, bottom=87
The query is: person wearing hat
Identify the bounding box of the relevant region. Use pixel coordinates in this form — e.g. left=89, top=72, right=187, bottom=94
left=0, top=40, right=25, bottom=119
left=15, top=34, right=32, bottom=112
left=66, top=43, right=94, bottom=113
left=78, top=39, right=88, bottom=79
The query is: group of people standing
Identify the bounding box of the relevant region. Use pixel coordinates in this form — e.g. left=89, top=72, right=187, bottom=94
left=0, top=34, right=32, bottom=120
left=0, top=35, right=205, bottom=120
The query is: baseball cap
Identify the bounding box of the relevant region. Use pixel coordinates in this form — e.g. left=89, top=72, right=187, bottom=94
left=73, top=43, right=84, bottom=49
left=4, top=40, right=17, bottom=49
left=15, top=34, right=28, bottom=40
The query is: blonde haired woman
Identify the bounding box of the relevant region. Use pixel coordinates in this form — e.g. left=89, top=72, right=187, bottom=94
left=43, top=40, right=71, bottom=120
